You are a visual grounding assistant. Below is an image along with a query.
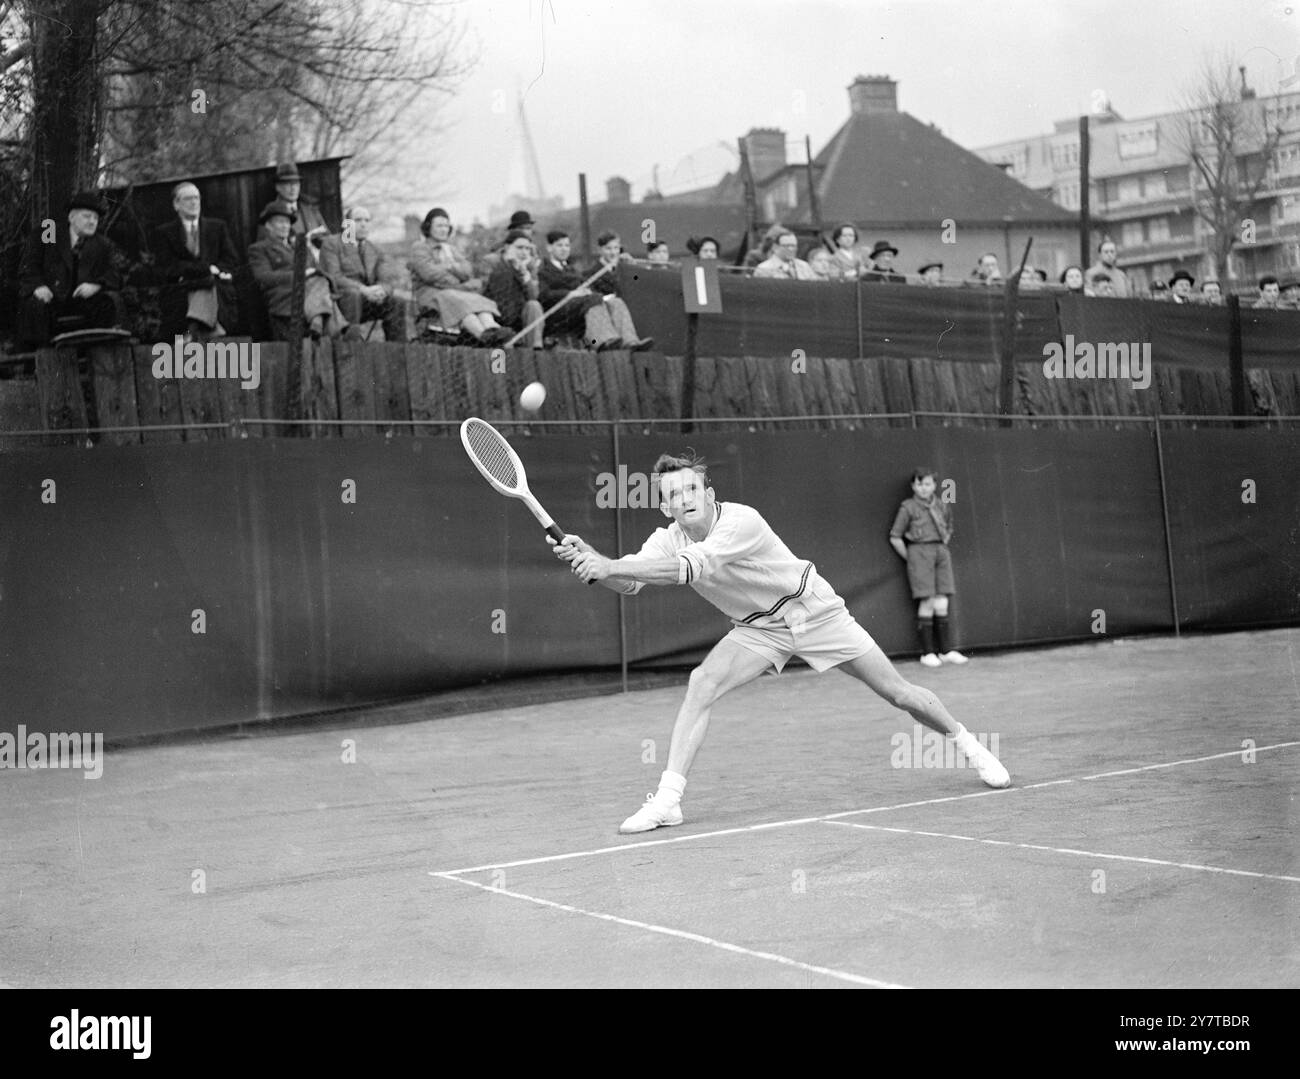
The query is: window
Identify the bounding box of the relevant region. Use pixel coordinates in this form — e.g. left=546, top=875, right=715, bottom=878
left=1056, top=180, right=1080, bottom=209
left=1117, top=177, right=1142, bottom=204
left=1147, top=217, right=1170, bottom=243
left=1142, top=173, right=1167, bottom=199
left=1122, top=221, right=1144, bottom=248
left=1277, top=194, right=1300, bottom=222
left=1282, top=242, right=1300, bottom=269
left=1275, top=143, right=1300, bottom=176
left=1050, top=137, right=1080, bottom=170
left=1117, top=120, right=1159, bottom=159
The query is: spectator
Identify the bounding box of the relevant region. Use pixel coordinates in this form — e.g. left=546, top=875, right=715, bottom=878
left=482, top=210, right=541, bottom=276
left=747, top=223, right=789, bottom=269
left=538, top=229, right=627, bottom=351
left=1168, top=269, right=1195, bottom=304
left=1253, top=275, right=1281, bottom=309
left=1200, top=280, right=1223, bottom=306
left=829, top=223, right=865, bottom=279
left=862, top=240, right=906, bottom=283
left=247, top=200, right=346, bottom=340
left=806, top=247, right=835, bottom=281
left=1085, top=239, right=1130, bottom=298
left=408, top=207, right=512, bottom=346
left=16, top=190, right=124, bottom=348
left=484, top=229, right=549, bottom=349
left=1149, top=279, right=1170, bottom=302
left=1059, top=265, right=1085, bottom=293
left=149, top=181, right=239, bottom=342
left=271, top=163, right=329, bottom=246
left=918, top=261, right=944, bottom=286
left=971, top=252, right=1002, bottom=285
left=319, top=205, right=407, bottom=342
left=1015, top=266, right=1043, bottom=292
left=753, top=229, right=816, bottom=279
left=586, top=230, right=654, bottom=350
left=646, top=241, right=671, bottom=264
left=686, top=235, right=720, bottom=260
left=1089, top=272, right=1115, bottom=298
left=1280, top=279, right=1300, bottom=309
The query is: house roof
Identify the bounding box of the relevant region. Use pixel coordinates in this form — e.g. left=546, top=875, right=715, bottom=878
left=810, top=111, right=1076, bottom=227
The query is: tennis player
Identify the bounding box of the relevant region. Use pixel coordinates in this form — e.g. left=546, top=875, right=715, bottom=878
left=550, top=451, right=1011, bottom=834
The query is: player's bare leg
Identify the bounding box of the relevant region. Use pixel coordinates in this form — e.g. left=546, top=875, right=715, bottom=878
left=620, top=638, right=772, bottom=833
left=837, top=646, right=1010, bottom=788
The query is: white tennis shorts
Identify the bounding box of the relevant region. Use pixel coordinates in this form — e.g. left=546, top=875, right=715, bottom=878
left=724, top=605, right=877, bottom=673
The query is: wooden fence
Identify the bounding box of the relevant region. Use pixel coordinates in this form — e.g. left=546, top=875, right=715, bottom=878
left=1, top=339, right=1298, bottom=449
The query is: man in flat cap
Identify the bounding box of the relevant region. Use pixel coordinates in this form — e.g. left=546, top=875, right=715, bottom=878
left=862, top=240, right=906, bottom=283
left=16, top=191, right=124, bottom=348
left=150, top=181, right=240, bottom=341
left=246, top=200, right=346, bottom=340
left=918, top=261, right=944, bottom=287
left=1280, top=279, right=1300, bottom=310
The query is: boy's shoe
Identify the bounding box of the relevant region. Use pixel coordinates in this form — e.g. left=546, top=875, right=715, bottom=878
left=618, top=793, right=683, bottom=834
left=919, top=653, right=942, bottom=668
left=957, top=735, right=1011, bottom=789
left=940, top=651, right=969, bottom=664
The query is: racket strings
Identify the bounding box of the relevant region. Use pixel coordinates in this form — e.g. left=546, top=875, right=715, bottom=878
left=465, top=422, right=519, bottom=489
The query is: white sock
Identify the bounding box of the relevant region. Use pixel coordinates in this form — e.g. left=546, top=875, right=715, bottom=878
left=656, top=770, right=687, bottom=805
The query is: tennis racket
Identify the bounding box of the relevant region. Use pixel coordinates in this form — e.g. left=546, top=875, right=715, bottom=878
left=459, top=416, right=568, bottom=545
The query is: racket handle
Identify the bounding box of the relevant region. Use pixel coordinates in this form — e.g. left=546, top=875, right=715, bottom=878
left=545, top=523, right=595, bottom=585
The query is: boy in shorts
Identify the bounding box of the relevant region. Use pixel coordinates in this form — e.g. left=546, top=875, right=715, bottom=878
left=889, top=467, right=968, bottom=668
left=551, top=452, right=1009, bottom=834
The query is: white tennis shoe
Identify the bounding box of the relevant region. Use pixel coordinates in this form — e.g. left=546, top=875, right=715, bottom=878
left=941, top=651, right=969, bottom=664
left=619, top=793, right=684, bottom=834
left=957, top=734, right=1011, bottom=789
left=919, top=653, right=942, bottom=668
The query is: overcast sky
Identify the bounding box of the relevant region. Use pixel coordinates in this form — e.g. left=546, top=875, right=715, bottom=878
left=389, top=0, right=1300, bottom=228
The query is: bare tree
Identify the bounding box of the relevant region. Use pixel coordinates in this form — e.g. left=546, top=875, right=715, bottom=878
left=1175, top=54, right=1287, bottom=284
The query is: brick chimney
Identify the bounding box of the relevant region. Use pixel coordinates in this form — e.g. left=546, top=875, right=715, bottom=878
left=741, top=128, right=787, bottom=183
left=848, top=75, right=898, bottom=114
left=606, top=176, right=631, bottom=204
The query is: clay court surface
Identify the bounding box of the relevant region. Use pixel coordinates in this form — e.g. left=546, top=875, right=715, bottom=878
left=2, top=628, right=1296, bottom=989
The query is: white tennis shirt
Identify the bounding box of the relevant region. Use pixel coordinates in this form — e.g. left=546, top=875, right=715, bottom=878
left=618, top=501, right=845, bottom=629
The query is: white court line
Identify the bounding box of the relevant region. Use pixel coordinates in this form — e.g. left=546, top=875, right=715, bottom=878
left=823, top=820, right=1300, bottom=884
left=1077, top=741, right=1300, bottom=781
left=432, top=871, right=907, bottom=989
left=432, top=740, right=1300, bottom=877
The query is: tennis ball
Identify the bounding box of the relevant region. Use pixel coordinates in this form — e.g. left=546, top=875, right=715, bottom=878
left=520, top=381, right=546, bottom=411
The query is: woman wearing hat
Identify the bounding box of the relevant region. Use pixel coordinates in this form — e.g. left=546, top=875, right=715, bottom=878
left=408, top=208, right=513, bottom=345
left=862, top=240, right=906, bottom=283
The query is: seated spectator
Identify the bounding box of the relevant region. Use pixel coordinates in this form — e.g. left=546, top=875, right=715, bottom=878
left=1200, top=280, right=1223, bottom=306
left=1059, top=265, right=1085, bottom=293
left=686, top=235, right=720, bottom=259
left=1253, top=275, right=1281, bottom=309
left=862, top=240, right=906, bottom=283
left=918, top=261, right=944, bottom=286
left=1085, top=239, right=1130, bottom=298
left=247, top=200, right=347, bottom=340
left=319, top=205, right=407, bottom=342
left=586, top=230, right=654, bottom=350
left=1281, top=279, right=1300, bottom=309
left=271, top=163, right=329, bottom=246
left=482, top=210, right=540, bottom=276
left=537, top=229, right=633, bottom=351
left=971, top=252, right=1002, bottom=285
left=753, top=229, right=816, bottom=279
left=150, top=181, right=239, bottom=342
left=747, top=223, right=788, bottom=269
left=1149, top=279, right=1170, bottom=302
left=1088, top=272, right=1115, bottom=298
left=1015, top=266, right=1043, bottom=292
left=829, top=224, right=865, bottom=279
left=16, top=190, right=124, bottom=348
left=484, top=229, right=549, bottom=349
left=408, top=207, right=511, bottom=345
left=646, top=241, right=671, bottom=264
left=1168, top=269, right=1195, bottom=304
left=806, top=247, right=835, bottom=281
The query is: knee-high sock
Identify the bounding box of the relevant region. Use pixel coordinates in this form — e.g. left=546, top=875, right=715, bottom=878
left=917, top=619, right=936, bottom=655
left=934, top=615, right=953, bottom=654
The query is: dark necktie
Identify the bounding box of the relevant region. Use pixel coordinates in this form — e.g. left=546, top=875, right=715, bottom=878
left=186, top=223, right=199, bottom=256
